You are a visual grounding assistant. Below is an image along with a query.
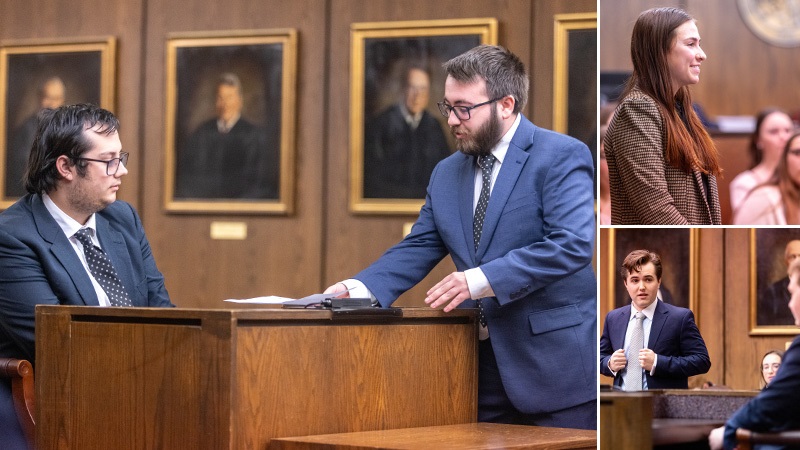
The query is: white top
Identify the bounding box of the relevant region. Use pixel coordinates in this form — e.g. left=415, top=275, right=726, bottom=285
left=729, top=169, right=765, bottom=213
left=733, top=185, right=786, bottom=225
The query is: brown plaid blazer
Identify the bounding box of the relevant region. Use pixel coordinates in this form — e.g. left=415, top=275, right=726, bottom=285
left=604, top=89, right=721, bottom=225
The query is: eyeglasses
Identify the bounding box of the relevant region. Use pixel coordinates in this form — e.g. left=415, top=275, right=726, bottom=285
left=437, top=97, right=504, bottom=121
left=76, top=152, right=129, bottom=176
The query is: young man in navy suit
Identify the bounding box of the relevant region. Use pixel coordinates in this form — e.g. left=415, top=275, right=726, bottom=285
left=326, top=45, right=596, bottom=429
left=709, top=258, right=800, bottom=450
left=0, top=104, right=173, bottom=449
left=600, top=249, right=710, bottom=390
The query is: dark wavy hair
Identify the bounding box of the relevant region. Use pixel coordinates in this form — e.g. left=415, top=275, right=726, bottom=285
left=24, top=103, right=120, bottom=194
left=442, top=44, right=528, bottom=114
left=620, top=249, right=663, bottom=281
left=622, top=7, right=720, bottom=176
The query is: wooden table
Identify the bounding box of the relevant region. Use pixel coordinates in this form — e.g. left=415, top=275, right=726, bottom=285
left=270, top=423, right=597, bottom=449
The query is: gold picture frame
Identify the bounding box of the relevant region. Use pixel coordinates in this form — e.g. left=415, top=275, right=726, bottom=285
left=749, top=228, right=800, bottom=335
left=553, top=13, right=597, bottom=146
left=0, top=36, right=116, bottom=209
left=164, top=29, right=297, bottom=214
left=349, top=18, right=497, bottom=215
left=606, top=228, right=699, bottom=320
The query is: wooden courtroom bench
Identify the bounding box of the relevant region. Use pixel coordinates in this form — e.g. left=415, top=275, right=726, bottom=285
left=601, top=388, right=757, bottom=449
left=269, top=423, right=597, bottom=450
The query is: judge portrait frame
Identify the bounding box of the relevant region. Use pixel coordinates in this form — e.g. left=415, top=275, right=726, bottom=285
left=0, top=36, right=116, bottom=209
left=750, top=228, right=800, bottom=335
left=349, top=18, right=497, bottom=214
left=164, top=29, right=297, bottom=214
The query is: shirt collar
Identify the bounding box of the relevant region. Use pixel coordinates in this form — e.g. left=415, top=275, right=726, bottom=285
left=488, top=113, right=521, bottom=165
left=630, top=299, right=659, bottom=321
left=42, top=193, right=97, bottom=239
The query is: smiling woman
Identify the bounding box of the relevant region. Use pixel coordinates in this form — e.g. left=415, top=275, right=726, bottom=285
left=604, top=7, right=722, bottom=225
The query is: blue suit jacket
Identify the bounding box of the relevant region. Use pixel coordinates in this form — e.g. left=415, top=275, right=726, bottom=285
left=0, top=194, right=173, bottom=448
left=355, top=115, right=597, bottom=415
left=723, top=336, right=800, bottom=449
left=599, top=301, right=710, bottom=389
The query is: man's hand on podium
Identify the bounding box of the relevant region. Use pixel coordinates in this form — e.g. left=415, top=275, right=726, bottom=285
left=323, top=282, right=351, bottom=298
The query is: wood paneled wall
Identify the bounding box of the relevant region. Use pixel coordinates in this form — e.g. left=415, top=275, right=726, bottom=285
left=600, top=228, right=798, bottom=390
left=600, top=0, right=800, bottom=117
left=0, top=0, right=596, bottom=308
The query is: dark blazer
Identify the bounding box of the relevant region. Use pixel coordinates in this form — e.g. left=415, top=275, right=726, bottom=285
left=758, top=277, right=794, bottom=326
left=604, top=88, right=722, bottom=225
left=600, top=301, right=711, bottom=389
left=0, top=194, right=173, bottom=448
left=354, top=115, right=597, bottom=418
left=723, top=336, right=800, bottom=449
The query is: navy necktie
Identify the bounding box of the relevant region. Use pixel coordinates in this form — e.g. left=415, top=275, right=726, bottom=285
left=74, top=228, right=132, bottom=307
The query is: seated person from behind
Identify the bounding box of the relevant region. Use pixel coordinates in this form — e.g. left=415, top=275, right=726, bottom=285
left=600, top=249, right=711, bottom=390
left=709, top=259, right=800, bottom=450
left=0, top=104, right=173, bottom=450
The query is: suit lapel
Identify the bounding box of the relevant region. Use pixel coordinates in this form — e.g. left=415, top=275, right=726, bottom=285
left=692, top=171, right=714, bottom=223
left=613, top=308, right=631, bottom=350
left=31, top=195, right=99, bottom=306
left=458, top=155, right=479, bottom=264
left=648, top=301, right=669, bottom=348
left=475, top=120, right=531, bottom=260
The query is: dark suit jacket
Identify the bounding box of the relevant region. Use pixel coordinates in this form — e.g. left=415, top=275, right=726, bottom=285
left=723, top=336, right=800, bottom=449
left=758, top=277, right=794, bottom=326
left=600, top=301, right=711, bottom=389
left=604, top=88, right=722, bottom=225
left=363, top=104, right=451, bottom=199
left=354, top=115, right=597, bottom=418
left=0, top=193, right=173, bottom=447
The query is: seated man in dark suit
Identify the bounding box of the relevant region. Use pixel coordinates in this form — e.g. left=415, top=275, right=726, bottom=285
left=600, top=249, right=711, bottom=390
left=709, top=259, right=800, bottom=450
left=0, top=104, right=174, bottom=450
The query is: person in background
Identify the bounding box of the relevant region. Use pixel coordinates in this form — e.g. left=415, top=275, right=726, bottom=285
left=6, top=76, right=67, bottom=198
left=0, top=104, right=173, bottom=450
left=709, top=259, right=800, bottom=450
left=600, top=249, right=711, bottom=390
left=760, top=350, right=783, bottom=389
left=604, top=7, right=722, bottom=224
left=363, top=66, right=451, bottom=199
left=734, top=131, right=800, bottom=224
left=175, top=72, right=275, bottom=199
left=324, top=45, right=596, bottom=429
left=729, top=108, right=794, bottom=214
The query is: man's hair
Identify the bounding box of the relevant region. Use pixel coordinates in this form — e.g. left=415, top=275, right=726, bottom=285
left=442, top=44, right=528, bottom=114
left=620, top=249, right=663, bottom=281
left=24, top=103, right=120, bottom=194
left=218, top=72, right=242, bottom=93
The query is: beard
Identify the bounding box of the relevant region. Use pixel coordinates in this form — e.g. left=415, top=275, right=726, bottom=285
left=451, top=106, right=503, bottom=157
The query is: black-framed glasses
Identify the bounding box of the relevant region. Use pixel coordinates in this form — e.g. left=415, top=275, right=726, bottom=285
left=76, top=152, right=129, bottom=176
left=437, top=97, right=504, bottom=121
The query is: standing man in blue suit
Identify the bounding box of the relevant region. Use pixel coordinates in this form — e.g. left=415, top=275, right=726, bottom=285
left=0, top=104, right=174, bottom=449
left=600, top=249, right=710, bottom=390
left=325, top=45, right=596, bottom=429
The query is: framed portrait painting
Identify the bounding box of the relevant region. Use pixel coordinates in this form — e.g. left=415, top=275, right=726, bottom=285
left=553, top=12, right=597, bottom=157
left=164, top=29, right=297, bottom=214
left=350, top=18, right=497, bottom=214
left=0, top=37, right=116, bottom=209
left=750, top=229, right=800, bottom=335
left=607, top=228, right=698, bottom=315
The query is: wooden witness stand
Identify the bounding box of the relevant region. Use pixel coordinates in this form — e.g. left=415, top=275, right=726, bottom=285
left=35, top=305, right=478, bottom=449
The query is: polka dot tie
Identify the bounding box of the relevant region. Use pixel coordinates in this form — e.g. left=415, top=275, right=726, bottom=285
left=473, top=154, right=495, bottom=328
left=74, top=228, right=132, bottom=307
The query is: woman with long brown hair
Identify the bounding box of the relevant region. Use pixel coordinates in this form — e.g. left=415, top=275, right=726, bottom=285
left=604, top=7, right=722, bottom=224
left=735, top=131, right=800, bottom=225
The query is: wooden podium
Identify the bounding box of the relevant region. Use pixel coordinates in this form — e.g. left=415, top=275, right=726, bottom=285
left=35, top=305, right=478, bottom=449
